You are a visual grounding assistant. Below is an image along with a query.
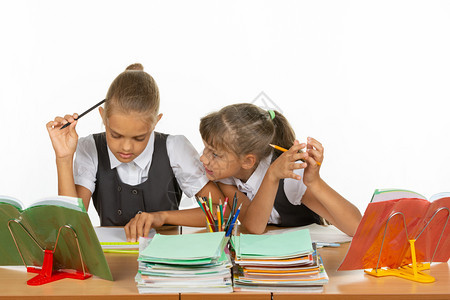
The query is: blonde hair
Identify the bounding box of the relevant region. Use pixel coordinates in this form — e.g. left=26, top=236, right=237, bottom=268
left=104, top=63, right=160, bottom=123
left=199, top=103, right=295, bottom=161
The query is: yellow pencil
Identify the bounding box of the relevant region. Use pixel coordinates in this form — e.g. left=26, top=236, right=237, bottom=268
left=207, top=216, right=213, bottom=232
left=269, top=144, right=288, bottom=152
left=217, top=206, right=222, bottom=231
left=198, top=197, right=213, bottom=232
left=269, top=144, right=308, bottom=164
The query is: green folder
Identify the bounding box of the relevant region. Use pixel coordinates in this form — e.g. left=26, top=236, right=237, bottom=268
left=140, top=232, right=226, bottom=265
left=235, top=229, right=313, bottom=258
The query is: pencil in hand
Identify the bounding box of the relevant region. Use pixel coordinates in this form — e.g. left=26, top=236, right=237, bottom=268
left=269, top=144, right=288, bottom=152
left=60, top=99, right=106, bottom=130
left=269, top=143, right=305, bottom=163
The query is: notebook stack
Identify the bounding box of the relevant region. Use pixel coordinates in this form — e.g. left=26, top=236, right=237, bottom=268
left=135, top=232, right=233, bottom=294
left=94, top=227, right=156, bottom=254
left=231, top=229, right=328, bottom=292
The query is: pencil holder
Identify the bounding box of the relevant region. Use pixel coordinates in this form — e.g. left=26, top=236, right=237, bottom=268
left=206, top=218, right=239, bottom=236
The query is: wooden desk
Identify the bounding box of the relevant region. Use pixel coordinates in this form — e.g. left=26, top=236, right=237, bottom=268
left=0, top=226, right=449, bottom=299
left=273, top=245, right=450, bottom=300
left=0, top=226, right=181, bottom=299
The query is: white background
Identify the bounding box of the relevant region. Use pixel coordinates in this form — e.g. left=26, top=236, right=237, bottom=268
left=1, top=1, right=449, bottom=226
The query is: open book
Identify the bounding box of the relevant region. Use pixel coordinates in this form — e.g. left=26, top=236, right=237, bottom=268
left=339, top=189, right=450, bottom=270
left=0, top=195, right=113, bottom=281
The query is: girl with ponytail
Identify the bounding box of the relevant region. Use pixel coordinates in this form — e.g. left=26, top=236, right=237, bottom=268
left=199, top=103, right=361, bottom=235
left=47, top=63, right=223, bottom=241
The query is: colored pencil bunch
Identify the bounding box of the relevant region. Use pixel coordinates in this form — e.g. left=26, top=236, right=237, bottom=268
left=196, top=192, right=242, bottom=237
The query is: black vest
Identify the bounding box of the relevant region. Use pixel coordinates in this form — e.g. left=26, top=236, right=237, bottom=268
left=92, top=132, right=182, bottom=226
left=272, top=180, right=322, bottom=227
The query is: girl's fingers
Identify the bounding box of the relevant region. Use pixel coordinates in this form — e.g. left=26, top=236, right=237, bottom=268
left=290, top=161, right=307, bottom=170
left=292, top=151, right=308, bottom=162
left=64, top=114, right=76, bottom=123
left=288, top=140, right=305, bottom=150
left=68, top=120, right=78, bottom=133
left=287, top=145, right=304, bottom=155
left=285, top=163, right=306, bottom=180
left=306, top=137, right=324, bottom=165
left=127, top=215, right=139, bottom=242
left=46, top=121, right=56, bottom=130
left=47, top=119, right=66, bottom=130
left=284, top=143, right=307, bottom=163
left=54, top=116, right=66, bottom=123
left=144, top=221, right=153, bottom=238
left=136, top=214, right=145, bottom=239
left=305, top=155, right=321, bottom=168
left=307, top=148, right=322, bottom=161
left=289, top=171, right=302, bottom=180
left=63, top=113, right=79, bottom=120
left=124, top=217, right=134, bottom=242
left=50, top=114, right=80, bottom=131
left=307, top=137, right=324, bottom=153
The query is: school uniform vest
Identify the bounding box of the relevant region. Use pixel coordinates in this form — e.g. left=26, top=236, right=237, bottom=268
left=273, top=179, right=322, bottom=227
left=92, top=132, right=182, bottom=226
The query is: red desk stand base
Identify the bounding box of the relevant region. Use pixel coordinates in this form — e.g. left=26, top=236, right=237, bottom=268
left=26, top=249, right=92, bottom=286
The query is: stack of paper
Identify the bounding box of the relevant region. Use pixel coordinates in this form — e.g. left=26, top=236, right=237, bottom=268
left=135, top=232, right=233, bottom=293
left=231, top=229, right=328, bottom=292
left=263, top=223, right=352, bottom=246
left=94, top=227, right=156, bottom=254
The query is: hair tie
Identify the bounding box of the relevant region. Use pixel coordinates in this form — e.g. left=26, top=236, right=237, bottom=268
left=268, top=110, right=275, bottom=120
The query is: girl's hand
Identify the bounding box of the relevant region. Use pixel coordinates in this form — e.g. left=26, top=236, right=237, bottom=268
left=267, top=140, right=308, bottom=182
left=303, top=137, right=324, bottom=187
left=125, top=211, right=166, bottom=242
left=46, top=113, right=79, bottom=159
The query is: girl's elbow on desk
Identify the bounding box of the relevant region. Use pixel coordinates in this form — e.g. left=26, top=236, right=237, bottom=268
left=240, top=219, right=267, bottom=235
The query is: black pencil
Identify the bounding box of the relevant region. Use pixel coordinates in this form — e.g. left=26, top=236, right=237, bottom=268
left=60, top=99, right=106, bottom=130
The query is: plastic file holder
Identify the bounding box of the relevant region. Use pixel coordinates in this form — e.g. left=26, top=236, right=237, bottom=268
left=365, top=207, right=449, bottom=283
left=7, top=220, right=92, bottom=285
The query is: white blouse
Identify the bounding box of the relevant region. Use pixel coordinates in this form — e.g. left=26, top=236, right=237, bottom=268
left=74, top=131, right=209, bottom=198
left=218, top=154, right=307, bottom=224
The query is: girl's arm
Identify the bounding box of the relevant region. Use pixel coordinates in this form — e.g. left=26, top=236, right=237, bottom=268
left=76, top=185, right=92, bottom=212
left=301, top=137, right=362, bottom=236
left=124, top=207, right=209, bottom=242
left=300, top=180, right=361, bottom=236
left=195, top=181, right=226, bottom=205
left=124, top=181, right=225, bottom=242
left=47, top=113, right=92, bottom=209
left=218, top=142, right=308, bottom=234
left=217, top=182, right=270, bottom=234
left=55, top=156, right=93, bottom=210
left=218, top=138, right=361, bottom=236
left=55, top=155, right=77, bottom=197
